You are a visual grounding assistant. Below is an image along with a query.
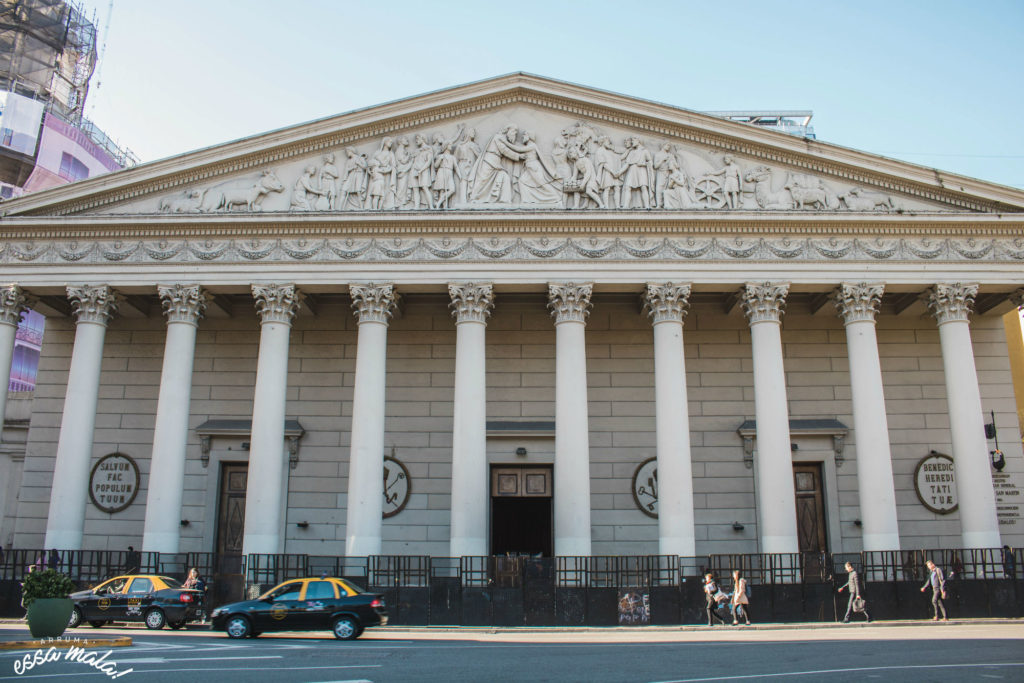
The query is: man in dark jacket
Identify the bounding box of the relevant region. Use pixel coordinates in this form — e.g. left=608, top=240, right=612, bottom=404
left=838, top=562, right=870, bottom=622
left=920, top=559, right=947, bottom=621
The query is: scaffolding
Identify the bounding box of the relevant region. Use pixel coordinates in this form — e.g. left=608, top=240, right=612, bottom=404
left=0, top=0, right=98, bottom=124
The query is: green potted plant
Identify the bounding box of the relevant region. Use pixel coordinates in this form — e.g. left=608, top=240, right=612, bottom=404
left=22, top=568, right=76, bottom=638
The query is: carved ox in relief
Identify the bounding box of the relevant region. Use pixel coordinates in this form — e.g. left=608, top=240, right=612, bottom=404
left=743, top=166, right=794, bottom=210
left=784, top=175, right=840, bottom=210
left=157, top=189, right=203, bottom=213
left=197, top=170, right=286, bottom=212
left=840, top=187, right=895, bottom=212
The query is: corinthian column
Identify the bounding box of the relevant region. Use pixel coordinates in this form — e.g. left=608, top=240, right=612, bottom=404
left=549, top=283, right=593, bottom=556
left=741, top=282, right=798, bottom=553
left=0, top=285, right=32, bottom=433
left=644, top=283, right=696, bottom=557
left=924, top=283, right=1000, bottom=548
left=45, top=285, right=119, bottom=549
left=142, top=285, right=208, bottom=553
left=833, top=283, right=900, bottom=550
left=448, top=283, right=494, bottom=557
left=345, top=284, right=398, bottom=557
left=241, top=284, right=300, bottom=556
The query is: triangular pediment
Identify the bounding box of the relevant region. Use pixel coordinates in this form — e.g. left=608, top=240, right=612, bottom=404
left=3, top=73, right=1024, bottom=218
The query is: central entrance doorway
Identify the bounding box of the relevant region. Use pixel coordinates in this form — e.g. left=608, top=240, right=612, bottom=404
left=490, top=465, right=553, bottom=557
left=793, top=462, right=828, bottom=579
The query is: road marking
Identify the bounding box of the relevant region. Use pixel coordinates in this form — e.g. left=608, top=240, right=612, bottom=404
left=648, top=662, right=1024, bottom=682
left=117, top=655, right=282, bottom=664
left=0, top=664, right=380, bottom=680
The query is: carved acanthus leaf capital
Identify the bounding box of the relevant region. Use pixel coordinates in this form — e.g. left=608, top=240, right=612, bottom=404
left=67, top=285, right=119, bottom=326
left=832, top=283, right=884, bottom=325
left=923, top=283, right=978, bottom=325
left=158, top=284, right=209, bottom=325
left=0, top=285, right=33, bottom=327
left=350, top=284, right=399, bottom=324
left=644, top=283, right=691, bottom=324
left=449, top=283, right=494, bottom=324
left=548, top=283, right=593, bottom=324
left=252, top=283, right=301, bottom=326
left=740, top=282, right=789, bottom=324
left=1009, top=288, right=1024, bottom=309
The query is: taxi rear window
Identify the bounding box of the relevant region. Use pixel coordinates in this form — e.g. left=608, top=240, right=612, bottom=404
left=159, top=577, right=181, bottom=588
left=337, top=579, right=365, bottom=595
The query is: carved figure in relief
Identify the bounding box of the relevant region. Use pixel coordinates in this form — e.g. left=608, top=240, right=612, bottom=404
left=517, top=130, right=563, bottom=205
left=409, top=134, right=435, bottom=209
left=653, top=143, right=680, bottom=209
left=616, top=137, right=654, bottom=209
left=394, top=136, right=414, bottom=208
left=432, top=142, right=459, bottom=209
left=744, top=166, right=794, bottom=210
left=662, top=169, right=696, bottom=209
left=594, top=136, right=623, bottom=209
left=339, top=148, right=369, bottom=210
left=563, top=146, right=603, bottom=209
left=368, top=137, right=397, bottom=209
left=840, top=187, right=894, bottom=212
left=290, top=165, right=326, bottom=211
left=195, top=170, right=286, bottom=213
left=454, top=128, right=480, bottom=204
left=785, top=175, right=839, bottom=210
left=158, top=189, right=203, bottom=213
left=708, top=155, right=743, bottom=209
left=318, top=153, right=340, bottom=211
left=470, top=125, right=528, bottom=203
left=551, top=129, right=571, bottom=181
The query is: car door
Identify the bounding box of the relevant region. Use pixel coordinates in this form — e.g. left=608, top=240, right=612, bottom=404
left=93, top=577, right=130, bottom=621
left=257, top=580, right=305, bottom=631
left=123, top=577, right=154, bottom=621
left=296, top=580, right=338, bottom=630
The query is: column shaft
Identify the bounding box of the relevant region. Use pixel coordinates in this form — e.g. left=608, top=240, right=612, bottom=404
left=554, top=319, right=592, bottom=556
left=449, top=321, right=487, bottom=556
left=0, top=285, right=31, bottom=451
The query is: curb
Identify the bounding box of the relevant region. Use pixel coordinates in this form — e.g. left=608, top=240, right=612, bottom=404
left=0, top=637, right=132, bottom=651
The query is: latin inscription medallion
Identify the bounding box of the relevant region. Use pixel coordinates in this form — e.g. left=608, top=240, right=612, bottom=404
left=914, top=453, right=958, bottom=514
left=631, top=457, right=658, bottom=519
left=383, top=456, right=411, bottom=518
left=89, top=453, right=140, bottom=514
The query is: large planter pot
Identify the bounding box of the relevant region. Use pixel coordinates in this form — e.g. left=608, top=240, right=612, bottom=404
left=26, top=598, right=74, bottom=639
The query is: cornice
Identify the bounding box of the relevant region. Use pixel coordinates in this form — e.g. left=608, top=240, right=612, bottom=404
left=4, top=74, right=1023, bottom=217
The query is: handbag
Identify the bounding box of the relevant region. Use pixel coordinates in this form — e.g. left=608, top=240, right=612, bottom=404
left=852, top=597, right=866, bottom=613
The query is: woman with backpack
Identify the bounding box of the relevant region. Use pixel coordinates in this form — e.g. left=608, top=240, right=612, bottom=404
left=731, top=570, right=751, bottom=625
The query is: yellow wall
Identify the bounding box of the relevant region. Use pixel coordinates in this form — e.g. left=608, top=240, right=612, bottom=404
left=1004, top=308, right=1024, bottom=444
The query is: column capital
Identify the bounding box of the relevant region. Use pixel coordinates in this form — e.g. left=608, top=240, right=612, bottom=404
left=0, top=284, right=33, bottom=327
left=449, top=283, right=494, bottom=324
left=158, top=284, right=209, bottom=326
left=740, top=282, right=789, bottom=324
left=1009, top=288, right=1024, bottom=309
left=832, top=282, right=884, bottom=325
left=548, top=282, right=593, bottom=324
left=67, top=285, right=119, bottom=326
left=350, top=283, right=398, bottom=324
left=252, top=283, right=301, bottom=325
left=923, top=282, right=978, bottom=325
left=644, top=282, right=691, bottom=324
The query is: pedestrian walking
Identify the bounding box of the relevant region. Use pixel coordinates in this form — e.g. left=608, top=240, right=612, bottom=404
left=703, top=573, right=728, bottom=626
left=838, top=561, right=870, bottom=622
left=731, top=570, right=750, bottom=625
left=920, top=559, right=947, bottom=621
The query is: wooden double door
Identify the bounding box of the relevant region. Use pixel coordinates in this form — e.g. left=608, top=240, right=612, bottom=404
left=490, top=466, right=553, bottom=557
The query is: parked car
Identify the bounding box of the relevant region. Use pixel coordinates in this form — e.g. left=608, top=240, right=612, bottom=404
left=210, top=577, right=387, bottom=640
left=67, top=574, right=205, bottom=630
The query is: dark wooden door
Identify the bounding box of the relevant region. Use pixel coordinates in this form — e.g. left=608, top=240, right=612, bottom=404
left=491, top=466, right=553, bottom=557
left=216, top=463, right=247, bottom=572
left=794, top=462, right=828, bottom=580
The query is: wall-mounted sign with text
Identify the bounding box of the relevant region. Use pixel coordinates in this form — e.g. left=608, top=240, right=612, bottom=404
left=914, top=452, right=958, bottom=514
left=89, top=453, right=140, bottom=514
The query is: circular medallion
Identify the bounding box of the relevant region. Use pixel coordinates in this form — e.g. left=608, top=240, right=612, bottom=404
left=914, top=452, right=958, bottom=515
left=631, top=457, right=658, bottom=519
left=383, top=456, right=411, bottom=518
left=89, top=453, right=140, bottom=514
left=270, top=603, right=288, bottom=620
left=97, top=597, right=110, bottom=611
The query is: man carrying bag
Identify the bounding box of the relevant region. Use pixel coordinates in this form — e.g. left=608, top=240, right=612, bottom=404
left=838, top=561, right=871, bottom=623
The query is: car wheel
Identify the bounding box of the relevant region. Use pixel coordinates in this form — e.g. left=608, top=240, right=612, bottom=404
left=89, top=621, right=106, bottom=628
left=144, top=608, right=166, bottom=630
left=67, top=606, right=83, bottom=628
left=332, top=615, right=359, bottom=640
left=225, top=615, right=251, bottom=639
left=169, top=620, right=186, bottom=630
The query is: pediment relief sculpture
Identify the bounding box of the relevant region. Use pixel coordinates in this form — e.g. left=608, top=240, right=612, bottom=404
left=139, top=114, right=943, bottom=216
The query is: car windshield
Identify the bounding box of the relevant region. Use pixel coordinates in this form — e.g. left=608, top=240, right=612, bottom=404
left=160, top=577, right=181, bottom=588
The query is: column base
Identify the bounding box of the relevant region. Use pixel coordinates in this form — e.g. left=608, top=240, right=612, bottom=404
left=242, top=533, right=281, bottom=557
left=346, top=535, right=383, bottom=558
left=861, top=532, right=901, bottom=552
left=142, top=531, right=180, bottom=554
left=43, top=529, right=82, bottom=551
left=760, top=535, right=798, bottom=554
left=450, top=537, right=487, bottom=558
left=962, top=529, right=1001, bottom=549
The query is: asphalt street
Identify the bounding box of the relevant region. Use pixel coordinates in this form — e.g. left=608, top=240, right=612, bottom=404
left=1, top=623, right=1023, bottom=682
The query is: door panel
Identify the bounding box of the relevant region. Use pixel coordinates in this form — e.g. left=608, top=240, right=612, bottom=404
left=216, top=463, right=247, bottom=575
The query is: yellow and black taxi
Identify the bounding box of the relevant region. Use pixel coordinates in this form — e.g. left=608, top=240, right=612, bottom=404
left=67, top=575, right=205, bottom=630
left=210, top=577, right=388, bottom=640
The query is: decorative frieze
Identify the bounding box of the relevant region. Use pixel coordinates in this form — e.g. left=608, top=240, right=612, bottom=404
left=66, top=285, right=119, bottom=326
left=832, top=282, right=884, bottom=325
left=740, top=282, right=789, bottom=324
left=252, top=283, right=301, bottom=325
left=548, top=283, right=593, bottom=324
left=350, top=283, right=399, bottom=324
left=923, top=283, right=978, bottom=325
left=0, top=284, right=32, bottom=326
left=448, top=283, right=494, bottom=324
left=158, top=284, right=209, bottom=325
left=643, top=283, right=691, bottom=324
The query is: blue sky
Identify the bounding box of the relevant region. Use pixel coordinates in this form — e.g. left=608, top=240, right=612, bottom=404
left=79, top=0, right=1024, bottom=188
